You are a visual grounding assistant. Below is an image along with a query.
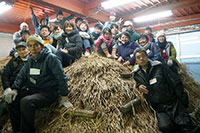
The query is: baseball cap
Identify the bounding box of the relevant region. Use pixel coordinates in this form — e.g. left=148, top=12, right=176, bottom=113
left=16, top=42, right=27, bottom=49
left=26, top=34, right=44, bottom=45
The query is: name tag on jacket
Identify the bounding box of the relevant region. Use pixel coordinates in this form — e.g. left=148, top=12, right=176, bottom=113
left=146, top=49, right=150, bottom=54
left=149, top=78, right=157, bottom=85
left=30, top=68, right=40, bottom=75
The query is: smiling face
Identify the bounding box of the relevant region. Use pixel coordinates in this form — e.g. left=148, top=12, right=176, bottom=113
left=158, top=36, right=165, bottom=43
left=135, top=51, right=148, bottom=67
left=94, top=27, right=101, bottom=34
left=139, top=37, right=148, bottom=47
left=40, top=27, right=50, bottom=38
left=104, top=31, right=111, bottom=39
left=120, top=34, right=129, bottom=44
left=80, top=23, right=87, bottom=32
left=111, top=26, right=118, bottom=35
left=109, top=15, right=116, bottom=22
left=16, top=46, right=29, bottom=58
left=65, top=25, right=73, bottom=34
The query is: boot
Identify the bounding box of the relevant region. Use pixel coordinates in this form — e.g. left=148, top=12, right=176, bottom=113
left=103, top=48, right=111, bottom=58
left=111, top=48, right=118, bottom=59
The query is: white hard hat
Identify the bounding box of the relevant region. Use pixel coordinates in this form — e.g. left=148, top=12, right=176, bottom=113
left=123, top=21, right=133, bottom=26
left=156, top=30, right=165, bottom=39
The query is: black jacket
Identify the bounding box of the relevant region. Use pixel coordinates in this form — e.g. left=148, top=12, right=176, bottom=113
left=133, top=60, right=188, bottom=106
left=12, top=47, right=68, bottom=96
left=58, top=30, right=82, bottom=59
left=2, top=57, right=27, bottom=89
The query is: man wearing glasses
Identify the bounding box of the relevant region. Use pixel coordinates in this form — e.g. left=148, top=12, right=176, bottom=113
left=133, top=47, right=200, bottom=133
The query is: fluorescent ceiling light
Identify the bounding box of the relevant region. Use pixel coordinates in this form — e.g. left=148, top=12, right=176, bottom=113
left=101, top=0, right=136, bottom=9
left=0, top=1, right=12, bottom=14
left=133, top=10, right=173, bottom=23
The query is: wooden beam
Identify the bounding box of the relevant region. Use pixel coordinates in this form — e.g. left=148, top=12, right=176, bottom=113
left=124, top=0, right=200, bottom=20
left=0, top=23, right=18, bottom=34
left=34, top=0, right=108, bottom=23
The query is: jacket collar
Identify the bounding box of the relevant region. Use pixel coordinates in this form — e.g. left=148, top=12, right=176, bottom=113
left=133, top=60, right=161, bottom=73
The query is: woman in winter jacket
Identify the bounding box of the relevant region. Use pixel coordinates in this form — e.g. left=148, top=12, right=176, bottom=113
left=95, top=27, right=116, bottom=58
left=79, top=20, right=93, bottom=56
left=58, top=20, right=82, bottom=59
left=156, top=31, right=179, bottom=73
left=138, top=34, right=163, bottom=62
left=117, top=32, right=139, bottom=66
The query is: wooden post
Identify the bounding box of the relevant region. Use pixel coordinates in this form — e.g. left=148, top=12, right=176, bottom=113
left=120, top=98, right=141, bottom=114
left=66, top=109, right=97, bottom=118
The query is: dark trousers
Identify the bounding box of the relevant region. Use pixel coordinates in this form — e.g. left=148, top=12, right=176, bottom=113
left=154, top=99, right=200, bottom=133
left=56, top=50, right=75, bottom=67
left=6, top=89, right=59, bottom=133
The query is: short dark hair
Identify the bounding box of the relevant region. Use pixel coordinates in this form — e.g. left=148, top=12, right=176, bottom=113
left=120, top=31, right=131, bottom=40
left=145, top=26, right=152, bottom=31
left=94, top=23, right=103, bottom=30
left=110, top=23, right=119, bottom=30
left=138, top=34, right=149, bottom=42
left=40, top=18, right=47, bottom=24
left=40, top=25, right=50, bottom=32
left=56, top=10, right=63, bottom=16
left=134, top=47, right=147, bottom=58
left=79, top=20, right=89, bottom=31
left=20, top=30, right=30, bottom=36
left=75, top=17, right=83, bottom=24
left=102, top=27, right=111, bottom=35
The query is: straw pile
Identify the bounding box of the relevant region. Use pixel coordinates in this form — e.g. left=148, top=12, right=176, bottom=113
left=0, top=54, right=200, bottom=133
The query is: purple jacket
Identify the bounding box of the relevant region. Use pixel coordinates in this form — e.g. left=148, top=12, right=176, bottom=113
left=117, top=42, right=139, bottom=65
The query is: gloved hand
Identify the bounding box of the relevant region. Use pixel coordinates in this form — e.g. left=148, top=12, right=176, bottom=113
left=3, top=88, right=18, bottom=104
left=118, top=18, right=123, bottom=24
left=167, top=60, right=173, bottom=66
left=59, top=96, right=73, bottom=108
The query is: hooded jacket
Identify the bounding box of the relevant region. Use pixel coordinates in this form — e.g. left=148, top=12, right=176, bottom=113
left=128, top=29, right=139, bottom=42
left=58, top=30, right=82, bottom=59
left=12, top=47, right=68, bottom=96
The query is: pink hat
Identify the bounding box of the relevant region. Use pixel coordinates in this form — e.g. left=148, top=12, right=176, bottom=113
left=110, top=12, right=116, bottom=16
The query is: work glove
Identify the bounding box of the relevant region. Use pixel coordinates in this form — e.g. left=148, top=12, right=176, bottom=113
left=3, top=88, right=18, bottom=104
left=117, top=18, right=123, bottom=24
left=167, top=60, right=173, bottom=66
left=59, top=96, right=73, bottom=108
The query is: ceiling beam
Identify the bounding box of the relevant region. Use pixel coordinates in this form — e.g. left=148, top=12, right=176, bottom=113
left=124, top=0, right=200, bottom=20
left=34, top=0, right=107, bottom=23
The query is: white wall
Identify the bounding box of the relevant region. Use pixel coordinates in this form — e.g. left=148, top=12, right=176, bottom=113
left=0, top=33, right=13, bottom=60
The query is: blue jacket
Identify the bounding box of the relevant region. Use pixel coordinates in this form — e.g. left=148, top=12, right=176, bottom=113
left=140, top=42, right=163, bottom=62
left=31, top=10, right=49, bottom=35
left=117, top=42, right=139, bottom=65
left=12, top=47, right=68, bottom=96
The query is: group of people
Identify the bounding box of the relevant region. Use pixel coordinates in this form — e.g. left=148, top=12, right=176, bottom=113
left=1, top=8, right=199, bottom=133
